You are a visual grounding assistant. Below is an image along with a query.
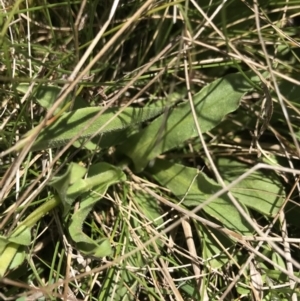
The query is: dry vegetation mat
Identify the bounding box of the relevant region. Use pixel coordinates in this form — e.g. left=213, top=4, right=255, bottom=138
left=1, top=0, right=300, bottom=300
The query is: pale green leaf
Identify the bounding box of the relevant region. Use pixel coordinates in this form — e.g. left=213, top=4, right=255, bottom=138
left=121, top=71, right=264, bottom=172
left=68, top=162, right=126, bottom=257
left=0, top=242, right=19, bottom=277
left=17, top=84, right=86, bottom=113
left=48, top=163, right=87, bottom=214
left=49, top=162, right=126, bottom=257
left=8, top=248, right=26, bottom=270
left=31, top=106, right=166, bottom=151
left=0, top=236, right=8, bottom=254
left=9, top=226, right=31, bottom=246
left=149, top=159, right=252, bottom=235
left=216, top=158, right=285, bottom=216
left=198, top=225, right=234, bottom=268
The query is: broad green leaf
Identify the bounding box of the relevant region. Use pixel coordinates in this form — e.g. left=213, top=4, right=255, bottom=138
left=49, top=163, right=87, bottom=214
left=17, top=84, right=68, bottom=112
left=50, top=162, right=126, bottom=257
left=216, top=158, right=285, bottom=216
left=197, top=225, right=234, bottom=268
left=72, top=124, right=142, bottom=151
left=68, top=162, right=126, bottom=257
left=121, top=71, right=264, bottom=172
left=149, top=159, right=252, bottom=235
left=9, top=226, right=31, bottom=246
left=8, top=248, right=26, bottom=270
left=0, top=228, right=31, bottom=274
left=272, top=251, right=286, bottom=269
left=0, top=236, right=8, bottom=254
left=69, top=193, right=113, bottom=257
left=17, top=84, right=86, bottom=113
left=236, top=285, right=251, bottom=295
left=0, top=242, right=19, bottom=277
left=134, top=191, right=164, bottom=228
left=67, top=169, right=123, bottom=198
left=17, top=84, right=105, bottom=151
left=30, top=106, right=166, bottom=151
